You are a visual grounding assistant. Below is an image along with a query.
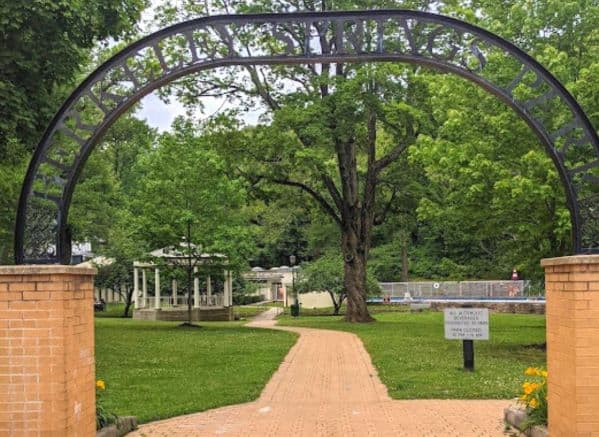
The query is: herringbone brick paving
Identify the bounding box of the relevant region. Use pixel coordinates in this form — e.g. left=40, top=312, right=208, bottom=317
left=131, top=308, right=509, bottom=436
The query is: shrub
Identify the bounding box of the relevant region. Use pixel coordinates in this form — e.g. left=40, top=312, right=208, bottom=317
left=233, top=294, right=263, bottom=305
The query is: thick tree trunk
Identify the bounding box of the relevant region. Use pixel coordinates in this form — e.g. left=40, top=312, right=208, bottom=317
left=342, top=229, right=374, bottom=323
left=335, top=108, right=377, bottom=323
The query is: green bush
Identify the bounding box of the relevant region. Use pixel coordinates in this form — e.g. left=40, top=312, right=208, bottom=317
left=233, top=294, right=263, bottom=305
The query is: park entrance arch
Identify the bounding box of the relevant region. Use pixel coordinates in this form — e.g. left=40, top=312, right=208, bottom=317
left=5, top=10, right=599, bottom=436
left=14, top=9, right=599, bottom=265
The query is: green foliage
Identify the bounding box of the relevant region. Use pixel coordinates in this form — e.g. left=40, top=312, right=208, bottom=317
left=0, top=0, right=147, bottom=264
left=0, top=0, right=147, bottom=150
left=131, top=118, right=255, bottom=270
left=296, top=251, right=380, bottom=314
left=3, top=0, right=598, bottom=288
left=96, top=391, right=117, bottom=430
left=153, top=0, right=599, bottom=287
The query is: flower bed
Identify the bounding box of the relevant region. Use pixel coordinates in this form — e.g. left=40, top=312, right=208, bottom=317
left=504, top=367, right=548, bottom=436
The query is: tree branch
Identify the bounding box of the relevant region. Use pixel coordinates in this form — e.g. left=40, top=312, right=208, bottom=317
left=374, top=188, right=398, bottom=226
left=244, top=65, right=280, bottom=111
left=270, top=177, right=341, bottom=225
left=320, top=174, right=343, bottom=212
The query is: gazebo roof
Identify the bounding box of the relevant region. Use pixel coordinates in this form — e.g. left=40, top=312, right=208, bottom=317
left=134, top=241, right=227, bottom=268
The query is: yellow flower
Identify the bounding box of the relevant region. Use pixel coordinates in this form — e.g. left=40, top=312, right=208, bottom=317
left=540, top=370, right=548, bottom=378
left=96, top=380, right=106, bottom=390
left=528, top=398, right=538, bottom=408
left=524, top=367, right=538, bottom=376
left=523, top=382, right=539, bottom=395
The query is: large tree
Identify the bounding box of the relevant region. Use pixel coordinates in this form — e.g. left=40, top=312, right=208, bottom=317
left=153, top=0, right=437, bottom=322
left=147, top=0, right=598, bottom=320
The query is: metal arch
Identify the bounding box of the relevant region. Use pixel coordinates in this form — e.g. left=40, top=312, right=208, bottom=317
left=15, top=9, right=599, bottom=264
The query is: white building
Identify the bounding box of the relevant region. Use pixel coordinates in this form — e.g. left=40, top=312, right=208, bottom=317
left=244, top=266, right=334, bottom=308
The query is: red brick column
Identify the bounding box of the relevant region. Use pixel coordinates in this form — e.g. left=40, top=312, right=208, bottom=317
left=542, top=255, right=599, bottom=436
left=0, top=265, right=97, bottom=436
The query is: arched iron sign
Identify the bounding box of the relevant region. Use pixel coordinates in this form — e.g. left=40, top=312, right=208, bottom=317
left=15, top=9, right=599, bottom=264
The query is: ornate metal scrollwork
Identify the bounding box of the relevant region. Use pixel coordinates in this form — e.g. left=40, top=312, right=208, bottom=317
left=15, top=10, right=599, bottom=263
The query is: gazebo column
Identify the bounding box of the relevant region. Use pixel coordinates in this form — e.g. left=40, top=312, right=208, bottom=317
left=133, top=267, right=140, bottom=309
left=142, top=269, right=147, bottom=308
left=223, top=270, right=233, bottom=307
left=207, top=275, right=212, bottom=305
left=172, top=279, right=178, bottom=306
left=154, top=268, right=161, bottom=310
left=194, top=267, right=200, bottom=308
left=223, top=270, right=229, bottom=307
left=229, top=271, right=233, bottom=306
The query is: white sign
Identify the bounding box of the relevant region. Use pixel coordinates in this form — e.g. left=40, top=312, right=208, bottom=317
left=444, top=308, right=489, bottom=340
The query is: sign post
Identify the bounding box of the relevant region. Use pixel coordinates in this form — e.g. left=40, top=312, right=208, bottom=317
left=444, top=308, right=489, bottom=371
left=462, top=339, right=475, bottom=371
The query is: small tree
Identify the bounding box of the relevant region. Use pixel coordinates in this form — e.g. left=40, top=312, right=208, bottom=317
left=297, top=252, right=380, bottom=316
left=94, top=261, right=135, bottom=317
left=132, top=119, right=255, bottom=325
left=95, top=209, right=148, bottom=317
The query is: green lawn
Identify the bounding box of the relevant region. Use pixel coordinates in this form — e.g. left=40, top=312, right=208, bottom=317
left=284, top=303, right=410, bottom=316
left=233, top=303, right=279, bottom=319
left=278, top=311, right=546, bottom=399
left=95, top=303, right=129, bottom=318
left=95, top=318, right=297, bottom=423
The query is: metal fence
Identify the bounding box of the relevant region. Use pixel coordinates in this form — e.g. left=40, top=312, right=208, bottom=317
left=378, top=280, right=530, bottom=299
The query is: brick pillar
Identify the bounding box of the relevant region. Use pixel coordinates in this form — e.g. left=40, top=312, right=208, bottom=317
left=542, top=255, right=599, bottom=436
left=0, top=265, right=97, bottom=436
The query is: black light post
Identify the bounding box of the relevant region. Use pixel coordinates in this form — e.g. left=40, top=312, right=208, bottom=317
left=289, top=255, right=299, bottom=317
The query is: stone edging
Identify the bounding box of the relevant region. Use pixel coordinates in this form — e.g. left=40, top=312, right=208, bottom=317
left=504, top=406, right=547, bottom=437
left=97, top=416, right=137, bottom=437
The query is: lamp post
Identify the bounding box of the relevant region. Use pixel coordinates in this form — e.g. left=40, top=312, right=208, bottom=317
left=289, top=255, right=299, bottom=316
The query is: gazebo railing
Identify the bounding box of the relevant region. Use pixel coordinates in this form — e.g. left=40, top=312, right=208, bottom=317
left=138, top=293, right=224, bottom=308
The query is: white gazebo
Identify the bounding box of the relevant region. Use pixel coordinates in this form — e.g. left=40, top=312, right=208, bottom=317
left=131, top=242, right=234, bottom=321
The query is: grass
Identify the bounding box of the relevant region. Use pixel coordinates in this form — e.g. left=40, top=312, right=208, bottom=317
left=278, top=311, right=546, bottom=399
left=95, top=302, right=279, bottom=320
left=96, top=303, right=276, bottom=320
left=284, top=303, right=409, bottom=316
left=95, top=318, right=297, bottom=423
left=233, top=302, right=281, bottom=319
left=94, top=303, right=130, bottom=318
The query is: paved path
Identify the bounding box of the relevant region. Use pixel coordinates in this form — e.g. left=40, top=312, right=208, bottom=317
left=131, top=308, right=509, bottom=436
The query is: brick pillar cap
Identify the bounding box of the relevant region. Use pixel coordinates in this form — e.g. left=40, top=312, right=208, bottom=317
left=0, top=265, right=97, bottom=275
left=541, top=254, right=599, bottom=267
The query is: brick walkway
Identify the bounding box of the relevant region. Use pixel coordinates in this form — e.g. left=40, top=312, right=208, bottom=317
left=131, top=308, right=509, bottom=436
